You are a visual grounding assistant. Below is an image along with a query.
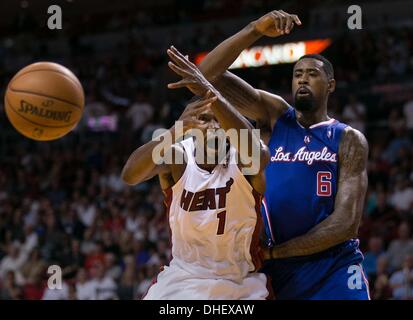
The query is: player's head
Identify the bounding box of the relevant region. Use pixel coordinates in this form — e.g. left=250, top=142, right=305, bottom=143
left=292, top=54, right=335, bottom=112
left=196, top=109, right=229, bottom=165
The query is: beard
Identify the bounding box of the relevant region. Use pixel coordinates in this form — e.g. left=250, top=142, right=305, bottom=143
left=294, top=92, right=316, bottom=112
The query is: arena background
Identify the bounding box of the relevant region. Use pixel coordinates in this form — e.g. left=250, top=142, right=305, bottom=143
left=0, top=0, right=412, bottom=300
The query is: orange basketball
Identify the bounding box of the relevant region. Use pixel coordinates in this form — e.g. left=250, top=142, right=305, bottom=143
left=4, top=62, right=85, bottom=141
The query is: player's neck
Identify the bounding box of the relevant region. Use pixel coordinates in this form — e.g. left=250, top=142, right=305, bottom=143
left=194, top=143, right=230, bottom=172
left=295, top=107, right=329, bottom=128
left=193, top=149, right=219, bottom=172
left=197, top=163, right=218, bottom=173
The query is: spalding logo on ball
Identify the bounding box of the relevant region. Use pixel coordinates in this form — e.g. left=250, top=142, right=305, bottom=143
left=4, top=62, right=85, bottom=141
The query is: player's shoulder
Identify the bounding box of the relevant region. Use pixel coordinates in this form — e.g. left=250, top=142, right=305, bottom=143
left=341, top=126, right=368, bottom=147
left=167, top=142, right=188, bottom=164
left=339, top=126, right=369, bottom=157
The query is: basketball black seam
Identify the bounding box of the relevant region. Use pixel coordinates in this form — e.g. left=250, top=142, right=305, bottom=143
left=11, top=67, right=83, bottom=92
left=8, top=88, right=83, bottom=109
left=5, top=96, right=80, bottom=129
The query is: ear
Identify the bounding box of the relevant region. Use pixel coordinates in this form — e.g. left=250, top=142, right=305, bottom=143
left=327, top=79, right=336, bottom=93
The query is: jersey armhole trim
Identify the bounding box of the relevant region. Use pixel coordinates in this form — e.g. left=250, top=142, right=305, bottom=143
left=271, top=104, right=293, bottom=134
left=230, top=146, right=264, bottom=196
left=169, top=142, right=191, bottom=191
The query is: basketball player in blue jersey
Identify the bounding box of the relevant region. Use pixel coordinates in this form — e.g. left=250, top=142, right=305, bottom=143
left=168, top=10, right=370, bottom=299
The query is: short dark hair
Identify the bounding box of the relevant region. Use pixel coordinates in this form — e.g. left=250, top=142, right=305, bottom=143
left=297, top=54, right=334, bottom=79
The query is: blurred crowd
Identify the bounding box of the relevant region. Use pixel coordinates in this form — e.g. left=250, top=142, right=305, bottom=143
left=1, top=2, right=413, bottom=300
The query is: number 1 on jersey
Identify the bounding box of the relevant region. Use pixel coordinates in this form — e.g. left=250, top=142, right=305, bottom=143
left=216, top=210, right=226, bottom=235
left=317, top=171, right=332, bottom=196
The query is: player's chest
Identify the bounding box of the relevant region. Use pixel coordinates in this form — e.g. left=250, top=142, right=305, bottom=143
left=268, top=131, right=338, bottom=166
left=177, top=176, right=235, bottom=213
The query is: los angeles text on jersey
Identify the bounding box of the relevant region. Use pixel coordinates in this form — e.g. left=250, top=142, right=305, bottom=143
left=158, top=304, right=255, bottom=317
left=271, top=146, right=337, bottom=165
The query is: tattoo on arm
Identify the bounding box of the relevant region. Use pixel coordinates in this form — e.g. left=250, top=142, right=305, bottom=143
left=271, top=128, right=369, bottom=258
left=213, top=72, right=263, bottom=120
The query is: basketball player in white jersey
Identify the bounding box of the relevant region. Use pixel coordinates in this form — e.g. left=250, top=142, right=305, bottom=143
left=121, top=48, right=270, bottom=300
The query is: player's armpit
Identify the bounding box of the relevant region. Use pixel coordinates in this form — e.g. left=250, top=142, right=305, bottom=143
left=213, top=71, right=289, bottom=127
left=121, top=133, right=177, bottom=186
left=269, top=128, right=368, bottom=259
left=121, top=147, right=169, bottom=186
left=243, top=140, right=270, bottom=195
left=159, top=145, right=188, bottom=190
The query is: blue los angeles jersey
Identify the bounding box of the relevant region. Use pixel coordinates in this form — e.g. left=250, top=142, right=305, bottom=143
left=262, top=106, right=348, bottom=246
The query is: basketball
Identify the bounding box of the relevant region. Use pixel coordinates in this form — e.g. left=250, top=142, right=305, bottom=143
left=4, top=62, right=85, bottom=141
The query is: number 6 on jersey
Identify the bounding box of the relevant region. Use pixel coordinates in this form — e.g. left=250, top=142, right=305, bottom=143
left=317, top=171, right=332, bottom=196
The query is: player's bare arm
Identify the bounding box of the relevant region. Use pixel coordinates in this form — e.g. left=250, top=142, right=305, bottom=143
left=121, top=97, right=214, bottom=188
left=269, top=127, right=369, bottom=258
left=167, top=46, right=270, bottom=193
left=193, top=10, right=302, bottom=128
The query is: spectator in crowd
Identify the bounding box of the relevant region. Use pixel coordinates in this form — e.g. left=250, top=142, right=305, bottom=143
left=342, top=94, right=366, bottom=133
left=42, top=280, right=70, bottom=300
left=60, top=239, right=85, bottom=270
left=80, top=228, right=98, bottom=257
left=75, top=268, right=95, bottom=300
left=117, top=264, right=137, bottom=300
left=24, top=273, right=45, bottom=300
left=389, top=255, right=413, bottom=300
left=136, top=266, right=153, bottom=299
left=82, top=93, right=109, bottom=122
left=105, top=252, right=122, bottom=281
left=84, top=242, right=106, bottom=272
left=363, top=236, right=385, bottom=279
left=0, top=271, right=23, bottom=300
left=20, top=248, right=47, bottom=286
left=372, top=255, right=392, bottom=300
left=389, top=179, right=413, bottom=213
left=368, top=191, right=395, bottom=221
left=0, top=242, right=29, bottom=286
left=386, top=222, right=413, bottom=272
left=88, top=261, right=118, bottom=300
left=384, top=125, right=411, bottom=164
left=75, top=197, right=97, bottom=228
left=126, top=92, right=154, bottom=137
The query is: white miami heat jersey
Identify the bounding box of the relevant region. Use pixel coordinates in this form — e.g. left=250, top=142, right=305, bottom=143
left=144, top=137, right=268, bottom=300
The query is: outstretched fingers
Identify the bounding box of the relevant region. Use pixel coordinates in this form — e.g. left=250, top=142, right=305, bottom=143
left=167, top=78, right=196, bottom=89
left=167, top=61, right=192, bottom=77
left=292, top=14, right=302, bottom=25
left=167, top=46, right=194, bottom=69
left=170, top=46, right=195, bottom=67
left=279, top=10, right=293, bottom=34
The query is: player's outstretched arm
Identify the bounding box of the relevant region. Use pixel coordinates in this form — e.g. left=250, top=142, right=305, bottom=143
left=270, top=128, right=369, bottom=258
left=167, top=47, right=270, bottom=190
left=121, top=130, right=173, bottom=186
left=195, top=10, right=301, bottom=125
left=121, top=97, right=214, bottom=186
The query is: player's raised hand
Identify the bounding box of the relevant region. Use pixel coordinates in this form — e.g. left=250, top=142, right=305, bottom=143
left=178, top=94, right=217, bottom=134
left=253, top=10, right=301, bottom=37
left=167, top=46, right=213, bottom=95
